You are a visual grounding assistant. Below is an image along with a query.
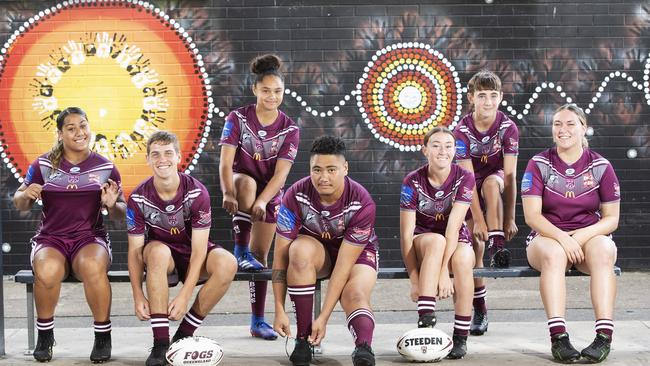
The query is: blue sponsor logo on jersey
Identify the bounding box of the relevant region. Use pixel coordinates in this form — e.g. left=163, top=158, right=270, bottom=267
left=455, top=140, right=467, bottom=156
left=126, top=208, right=136, bottom=230
left=25, top=165, right=34, bottom=184
left=521, top=172, right=533, bottom=193
left=277, top=205, right=297, bottom=233
left=221, top=120, right=234, bottom=140
left=400, top=185, right=414, bottom=206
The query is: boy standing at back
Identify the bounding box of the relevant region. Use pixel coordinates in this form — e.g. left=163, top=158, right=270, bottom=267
left=454, top=71, right=519, bottom=336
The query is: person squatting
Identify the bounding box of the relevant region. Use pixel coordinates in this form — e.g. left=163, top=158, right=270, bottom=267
left=13, top=63, right=620, bottom=365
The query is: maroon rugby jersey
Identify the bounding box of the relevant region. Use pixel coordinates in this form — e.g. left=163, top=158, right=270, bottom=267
left=521, top=148, right=620, bottom=231
left=400, top=164, right=475, bottom=236
left=276, top=176, right=378, bottom=252
left=25, top=152, right=121, bottom=237
left=127, top=173, right=211, bottom=255
left=219, top=104, right=300, bottom=185
left=454, top=110, right=519, bottom=180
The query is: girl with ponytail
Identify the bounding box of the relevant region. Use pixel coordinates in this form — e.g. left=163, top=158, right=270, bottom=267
left=219, top=54, right=300, bottom=340
left=13, top=107, right=126, bottom=362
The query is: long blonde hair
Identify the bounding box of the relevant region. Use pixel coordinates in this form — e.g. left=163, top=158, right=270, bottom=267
left=49, top=107, right=89, bottom=171
left=553, top=103, right=589, bottom=148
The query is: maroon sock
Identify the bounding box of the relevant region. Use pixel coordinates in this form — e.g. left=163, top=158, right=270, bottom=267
left=250, top=280, right=268, bottom=318
left=417, top=296, right=436, bottom=316
left=233, top=211, right=252, bottom=250
left=548, top=317, right=567, bottom=340
left=595, top=319, right=613, bottom=342
left=150, top=313, right=169, bottom=343
left=473, top=286, right=487, bottom=313
left=288, top=284, right=315, bottom=339
left=453, top=314, right=472, bottom=337
left=346, top=308, right=375, bottom=346
left=93, top=320, right=111, bottom=335
left=177, top=308, right=205, bottom=337
left=36, top=317, right=54, bottom=332
left=488, top=231, right=505, bottom=250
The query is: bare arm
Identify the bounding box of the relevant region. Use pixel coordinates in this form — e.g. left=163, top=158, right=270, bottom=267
left=168, top=228, right=209, bottom=320
left=522, top=196, right=584, bottom=264
left=570, top=202, right=619, bottom=245
left=219, top=145, right=238, bottom=215
left=503, top=155, right=518, bottom=240
left=13, top=183, right=41, bottom=211
left=399, top=210, right=419, bottom=289
left=127, top=234, right=149, bottom=320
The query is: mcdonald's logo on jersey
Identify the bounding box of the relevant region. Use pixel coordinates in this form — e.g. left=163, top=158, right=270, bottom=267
left=480, top=155, right=488, bottom=163
left=253, top=153, right=262, bottom=161
left=66, top=183, right=78, bottom=190
left=170, top=227, right=181, bottom=235
left=565, top=191, right=575, bottom=199
left=434, top=213, right=445, bottom=221
left=321, top=232, right=331, bottom=240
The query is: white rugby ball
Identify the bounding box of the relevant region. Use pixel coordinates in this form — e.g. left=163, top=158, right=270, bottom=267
left=166, top=336, right=224, bottom=366
left=396, top=328, right=453, bottom=362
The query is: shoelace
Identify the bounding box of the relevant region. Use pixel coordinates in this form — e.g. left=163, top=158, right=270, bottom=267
left=283, top=336, right=317, bottom=360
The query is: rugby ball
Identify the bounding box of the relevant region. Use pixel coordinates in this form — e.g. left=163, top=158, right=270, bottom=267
left=166, top=336, right=224, bottom=366
left=396, top=328, right=453, bottom=362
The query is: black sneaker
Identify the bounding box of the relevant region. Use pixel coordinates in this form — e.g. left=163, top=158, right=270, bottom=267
left=470, top=310, right=488, bottom=335
left=352, top=342, right=375, bottom=366
left=581, top=333, right=611, bottom=363
left=551, top=332, right=581, bottom=363
left=446, top=335, right=467, bottom=359
left=171, top=330, right=190, bottom=344
left=90, top=332, right=111, bottom=363
left=33, top=330, right=55, bottom=362
left=289, top=338, right=313, bottom=366
left=417, top=312, right=437, bottom=328
left=490, top=248, right=511, bottom=268
left=146, top=340, right=170, bottom=366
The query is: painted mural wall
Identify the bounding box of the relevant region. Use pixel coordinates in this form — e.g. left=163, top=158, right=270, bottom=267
left=0, top=0, right=648, bottom=273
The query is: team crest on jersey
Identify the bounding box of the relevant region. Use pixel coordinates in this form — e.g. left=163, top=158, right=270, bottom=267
left=168, top=214, right=178, bottom=226
left=434, top=201, right=444, bottom=212
left=221, top=120, right=233, bottom=139
left=126, top=208, right=136, bottom=230
left=565, top=179, right=575, bottom=190
left=401, top=185, right=414, bottom=206
left=583, top=172, right=594, bottom=188
left=67, top=174, right=79, bottom=189
left=198, top=210, right=211, bottom=225
left=521, top=172, right=533, bottom=193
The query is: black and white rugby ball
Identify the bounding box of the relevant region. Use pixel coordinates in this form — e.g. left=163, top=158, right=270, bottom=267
left=166, top=336, right=224, bottom=366
left=396, top=328, right=453, bottom=362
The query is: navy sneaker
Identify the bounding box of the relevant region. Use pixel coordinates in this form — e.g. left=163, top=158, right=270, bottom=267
left=251, top=320, right=278, bottom=340
left=237, top=251, right=265, bottom=272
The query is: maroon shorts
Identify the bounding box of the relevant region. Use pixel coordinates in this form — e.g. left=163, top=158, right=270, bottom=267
left=145, top=240, right=221, bottom=287
left=321, top=243, right=379, bottom=278
left=30, top=232, right=112, bottom=267
left=415, top=225, right=473, bottom=247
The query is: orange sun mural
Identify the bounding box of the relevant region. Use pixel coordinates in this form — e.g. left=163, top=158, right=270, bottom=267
left=0, top=0, right=218, bottom=196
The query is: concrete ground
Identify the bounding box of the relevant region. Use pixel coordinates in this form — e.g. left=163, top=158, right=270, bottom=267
left=0, top=272, right=648, bottom=365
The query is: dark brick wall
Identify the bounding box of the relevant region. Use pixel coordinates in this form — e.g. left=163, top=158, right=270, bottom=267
left=1, top=0, right=649, bottom=273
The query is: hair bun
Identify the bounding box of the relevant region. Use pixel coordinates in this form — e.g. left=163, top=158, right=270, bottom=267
left=251, top=54, right=282, bottom=75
